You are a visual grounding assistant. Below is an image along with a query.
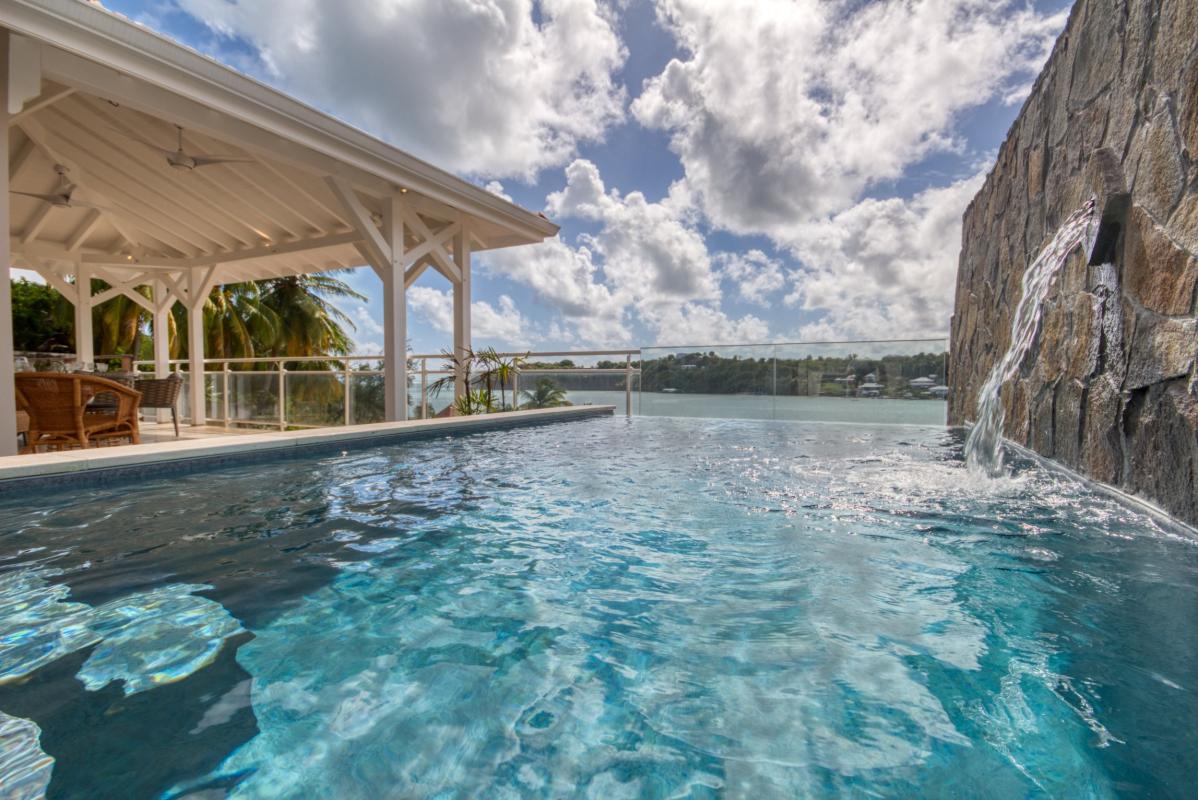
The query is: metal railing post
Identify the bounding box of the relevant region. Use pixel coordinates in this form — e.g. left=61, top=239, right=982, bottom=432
left=512, top=371, right=519, bottom=412
left=343, top=358, right=352, bottom=426
left=625, top=354, right=632, bottom=417
left=420, top=357, right=429, bottom=419
left=222, top=361, right=231, bottom=428
left=277, top=359, right=287, bottom=431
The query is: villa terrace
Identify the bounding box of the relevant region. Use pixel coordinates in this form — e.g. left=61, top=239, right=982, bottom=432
left=0, top=0, right=560, bottom=459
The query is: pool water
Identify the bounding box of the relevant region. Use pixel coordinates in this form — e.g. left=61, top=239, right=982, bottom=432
left=1, top=417, right=1196, bottom=798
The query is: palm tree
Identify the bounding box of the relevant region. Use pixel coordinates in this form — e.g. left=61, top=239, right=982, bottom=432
left=475, top=347, right=527, bottom=410
left=258, top=273, right=364, bottom=360
left=521, top=378, right=569, bottom=409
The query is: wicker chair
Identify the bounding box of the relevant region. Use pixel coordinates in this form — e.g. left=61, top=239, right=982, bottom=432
left=15, top=373, right=142, bottom=453
left=133, top=373, right=184, bottom=437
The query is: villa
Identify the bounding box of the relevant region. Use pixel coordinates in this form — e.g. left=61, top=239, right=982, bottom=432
left=1, top=0, right=1197, bottom=798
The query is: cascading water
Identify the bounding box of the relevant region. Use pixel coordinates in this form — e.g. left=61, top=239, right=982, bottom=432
left=964, top=199, right=1098, bottom=477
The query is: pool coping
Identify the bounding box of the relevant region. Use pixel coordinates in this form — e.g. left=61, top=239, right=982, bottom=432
left=0, top=405, right=616, bottom=492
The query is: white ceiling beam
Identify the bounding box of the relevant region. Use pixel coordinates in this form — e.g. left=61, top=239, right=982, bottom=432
left=33, top=108, right=231, bottom=253
left=326, top=175, right=390, bottom=274
left=66, top=99, right=265, bottom=248
left=30, top=264, right=78, bottom=303
left=86, top=230, right=362, bottom=269
left=403, top=221, right=459, bottom=269
left=398, top=202, right=460, bottom=284
left=8, top=33, right=41, bottom=114
left=16, top=116, right=189, bottom=255
left=257, top=159, right=350, bottom=231
left=7, top=135, right=37, bottom=181
left=64, top=207, right=101, bottom=250
left=8, top=85, right=73, bottom=125
left=404, top=255, right=433, bottom=289
left=19, top=201, right=54, bottom=244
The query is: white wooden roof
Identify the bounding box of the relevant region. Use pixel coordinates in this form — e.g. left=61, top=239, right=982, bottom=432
left=2, top=0, right=558, bottom=284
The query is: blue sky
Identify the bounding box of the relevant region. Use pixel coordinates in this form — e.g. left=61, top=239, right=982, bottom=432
left=100, top=0, right=1074, bottom=356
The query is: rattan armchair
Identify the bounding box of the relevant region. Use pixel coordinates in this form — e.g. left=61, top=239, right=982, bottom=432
left=133, top=373, right=184, bottom=437
left=15, top=373, right=142, bottom=453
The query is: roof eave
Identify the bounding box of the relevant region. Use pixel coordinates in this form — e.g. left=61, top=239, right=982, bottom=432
left=0, top=0, right=560, bottom=247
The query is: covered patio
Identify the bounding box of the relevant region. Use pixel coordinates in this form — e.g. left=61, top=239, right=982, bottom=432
left=0, top=0, right=558, bottom=456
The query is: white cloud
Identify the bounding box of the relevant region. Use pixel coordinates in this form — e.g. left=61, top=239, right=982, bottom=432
left=350, top=305, right=384, bottom=337
left=784, top=172, right=986, bottom=340
left=478, top=234, right=630, bottom=346
left=546, top=159, right=718, bottom=304
left=484, top=158, right=772, bottom=346
left=483, top=181, right=513, bottom=202
left=632, top=0, right=1067, bottom=338
left=407, top=286, right=534, bottom=347
left=717, top=250, right=784, bottom=306
left=177, top=0, right=627, bottom=180
left=642, top=303, right=770, bottom=346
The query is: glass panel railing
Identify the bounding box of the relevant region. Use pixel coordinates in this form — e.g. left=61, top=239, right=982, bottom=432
left=347, top=371, right=386, bottom=424
left=286, top=372, right=346, bottom=428
left=639, top=339, right=948, bottom=425
left=516, top=370, right=636, bottom=412
left=226, top=371, right=281, bottom=427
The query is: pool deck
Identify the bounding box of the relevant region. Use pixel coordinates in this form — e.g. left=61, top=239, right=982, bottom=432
left=0, top=405, right=615, bottom=489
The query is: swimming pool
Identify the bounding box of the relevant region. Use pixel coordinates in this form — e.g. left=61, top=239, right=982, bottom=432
left=1, top=416, right=1194, bottom=798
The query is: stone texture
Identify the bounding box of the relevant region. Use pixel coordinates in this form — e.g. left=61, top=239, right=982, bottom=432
left=1131, top=98, right=1186, bottom=221
left=1123, top=207, right=1198, bottom=316
left=1125, top=381, right=1198, bottom=523
left=950, top=0, right=1198, bottom=526
left=1125, top=314, right=1198, bottom=390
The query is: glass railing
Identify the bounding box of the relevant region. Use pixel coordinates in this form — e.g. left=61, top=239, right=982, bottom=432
left=147, top=351, right=640, bottom=429
left=147, top=340, right=946, bottom=429
left=639, top=339, right=949, bottom=425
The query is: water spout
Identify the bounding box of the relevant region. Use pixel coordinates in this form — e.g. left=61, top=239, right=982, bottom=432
left=964, top=199, right=1098, bottom=476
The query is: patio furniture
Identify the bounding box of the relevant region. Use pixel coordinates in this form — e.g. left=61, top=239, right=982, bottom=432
left=134, top=374, right=184, bottom=437
left=15, top=373, right=142, bottom=453
left=15, top=409, right=29, bottom=451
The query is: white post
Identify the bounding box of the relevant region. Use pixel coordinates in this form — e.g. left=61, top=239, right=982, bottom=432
left=420, top=357, right=428, bottom=419
left=343, top=357, right=352, bottom=426
left=152, top=281, right=171, bottom=378
left=452, top=226, right=472, bottom=404
left=0, top=32, right=16, bottom=456
left=382, top=194, right=407, bottom=421
left=187, top=271, right=207, bottom=426
left=152, top=280, right=172, bottom=423
left=277, top=359, right=286, bottom=430
left=625, top=354, right=633, bottom=417
left=74, top=262, right=94, bottom=367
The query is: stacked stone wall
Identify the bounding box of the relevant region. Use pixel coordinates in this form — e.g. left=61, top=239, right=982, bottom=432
left=949, top=0, right=1198, bottom=524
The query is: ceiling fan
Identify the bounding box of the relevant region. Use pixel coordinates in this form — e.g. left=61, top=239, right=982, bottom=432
left=10, top=164, right=113, bottom=211
left=116, top=124, right=255, bottom=170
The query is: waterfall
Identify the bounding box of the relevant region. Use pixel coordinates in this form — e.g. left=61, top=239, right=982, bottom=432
left=964, top=199, right=1098, bottom=476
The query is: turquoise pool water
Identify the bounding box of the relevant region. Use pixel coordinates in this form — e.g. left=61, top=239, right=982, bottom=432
left=0, top=417, right=1195, bottom=798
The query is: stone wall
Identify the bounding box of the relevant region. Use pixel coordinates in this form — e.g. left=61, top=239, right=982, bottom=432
left=949, top=0, right=1198, bottom=524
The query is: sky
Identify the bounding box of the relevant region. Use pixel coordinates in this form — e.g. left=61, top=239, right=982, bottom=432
left=97, top=0, right=1075, bottom=356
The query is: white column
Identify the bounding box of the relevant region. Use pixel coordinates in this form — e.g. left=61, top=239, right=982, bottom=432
left=73, top=261, right=94, bottom=366
left=452, top=226, right=471, bottom=402
left=0, top=32, right=16, bottom=456
left=153, top=280, right=171, bottom=378
left=382, top=195, right=407, bottom=422
left=153, top=280, right=172, bottom=423
left=187, top=271, right=207, bottom=426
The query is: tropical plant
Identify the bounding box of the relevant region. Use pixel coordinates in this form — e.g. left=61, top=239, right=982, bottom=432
left=454, top=388, right=497, bottom=416
left=474, top=347, right=527, bottom=410
left=10, top=279, right=71, bottom=352
left=520, top=378, right=569, bottom=409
